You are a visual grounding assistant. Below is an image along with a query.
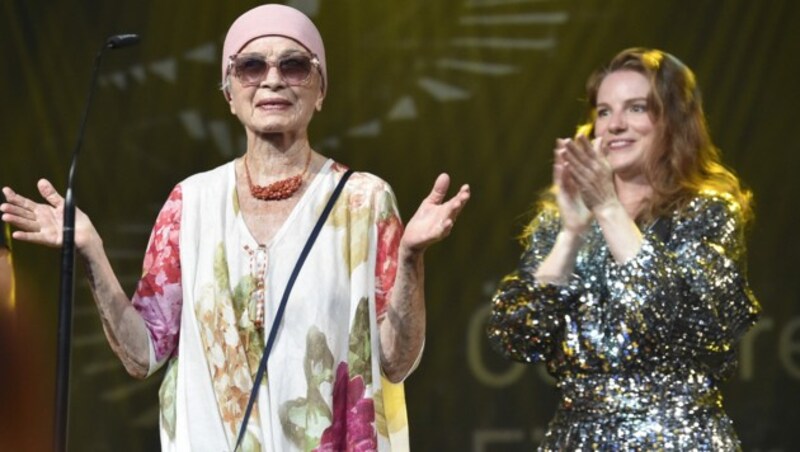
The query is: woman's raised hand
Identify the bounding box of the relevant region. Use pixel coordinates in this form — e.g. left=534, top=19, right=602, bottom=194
left=1, top=179, right=96, bottom=250
left=554, top=138, right=592, bottom=234
left=561, top=135, right=617, bottom=213
left=400, top=173, right=470, bottom=253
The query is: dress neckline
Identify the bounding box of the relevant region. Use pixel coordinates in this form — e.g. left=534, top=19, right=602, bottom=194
left=232, top=158, right=334, bottom=248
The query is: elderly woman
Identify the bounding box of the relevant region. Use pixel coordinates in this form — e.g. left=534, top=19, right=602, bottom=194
left=487, top=48, right=760, bottom=450
left=1, top=4, right=469, bottom=451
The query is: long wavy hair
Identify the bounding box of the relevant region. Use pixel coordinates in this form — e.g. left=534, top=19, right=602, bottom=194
left=544, top=48, right=753, bottom=226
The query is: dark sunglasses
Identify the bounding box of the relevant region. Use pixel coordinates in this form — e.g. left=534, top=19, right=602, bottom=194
left=228, top=52, right=320, bottom=87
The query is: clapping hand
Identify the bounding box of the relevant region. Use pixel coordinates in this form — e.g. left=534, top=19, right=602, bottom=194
left=554, top=138, right=592, bottom=234
left=400, top=173, right=470, bottom=253
left=560, top=135, right=617, bottom=213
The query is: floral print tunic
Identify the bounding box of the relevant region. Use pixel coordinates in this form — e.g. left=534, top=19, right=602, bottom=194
left=132, top=159, right=411, bottom=451
left=487, top=191, right=761, bottom=451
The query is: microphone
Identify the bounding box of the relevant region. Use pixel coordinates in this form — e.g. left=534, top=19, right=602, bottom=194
left=106, top=33, right=141, bottom=49
left=54, top=33, right=139, bottom=452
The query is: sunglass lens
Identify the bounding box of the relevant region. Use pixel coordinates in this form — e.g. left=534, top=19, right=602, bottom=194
left=234, top=57, right=267, bottom=85
left=279, top=57, right=312, bottom=84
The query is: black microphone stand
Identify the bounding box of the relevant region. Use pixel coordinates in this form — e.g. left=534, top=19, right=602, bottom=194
left=55, top=34, right=139, bottom=452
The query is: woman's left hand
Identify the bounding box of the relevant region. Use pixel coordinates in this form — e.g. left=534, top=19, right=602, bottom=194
left=401, top=173, right=470, bottom=253
left=563, top=135, right=645, bottom=263
left=562, top=135, right=618, bottom=212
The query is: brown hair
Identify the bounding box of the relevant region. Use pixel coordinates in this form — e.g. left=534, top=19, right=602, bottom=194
left=569, top=48, right=753, bottom=224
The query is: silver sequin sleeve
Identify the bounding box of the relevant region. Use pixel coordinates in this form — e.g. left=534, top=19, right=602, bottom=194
left=485, top=206, right=584, bottom=364
left=604, top=193, right=761, bottom=379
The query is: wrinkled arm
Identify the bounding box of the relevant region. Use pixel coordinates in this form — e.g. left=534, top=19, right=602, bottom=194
left=84, top=186, right=185, bottom=379
left=379, top=245, right=426, bottom=383
left=2, top=180, right=151, bottom=377
left=71, top=185, right=184, bottom=379
left=378, top=175, right=470, bottom=382
left=80, top=229, right=151, bottom=378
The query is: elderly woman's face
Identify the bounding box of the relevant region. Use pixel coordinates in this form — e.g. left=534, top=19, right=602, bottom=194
left=227, top=36, right=324, bottom=136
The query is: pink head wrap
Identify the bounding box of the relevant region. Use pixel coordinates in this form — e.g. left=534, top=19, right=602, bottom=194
left=222, top=4, right=327, bottom=93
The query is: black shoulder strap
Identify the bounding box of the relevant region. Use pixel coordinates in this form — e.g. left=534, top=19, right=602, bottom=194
left=234, top=169, right=354, bottom=450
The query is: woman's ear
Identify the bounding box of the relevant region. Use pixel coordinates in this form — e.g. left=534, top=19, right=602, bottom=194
left=227, top=91, right=237, bottom=115
left=315, top=90, right=325, bottom=112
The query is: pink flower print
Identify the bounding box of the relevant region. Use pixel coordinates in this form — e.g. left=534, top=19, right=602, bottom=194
left=375, top=212, right=402, bottom=319
left=314, top=362, right=376, bottom=452
left=132, top=185, right=183, bottom=362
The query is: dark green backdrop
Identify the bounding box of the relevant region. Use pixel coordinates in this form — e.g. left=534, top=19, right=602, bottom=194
left=2, top=0, right=799, bottom=450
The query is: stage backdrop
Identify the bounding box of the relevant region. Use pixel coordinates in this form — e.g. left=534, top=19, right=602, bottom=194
left=1, top=0, right=799, bottom=450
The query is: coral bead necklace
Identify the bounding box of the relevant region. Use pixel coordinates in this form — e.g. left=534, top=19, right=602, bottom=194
left=244, top=150, right=311, bottom=201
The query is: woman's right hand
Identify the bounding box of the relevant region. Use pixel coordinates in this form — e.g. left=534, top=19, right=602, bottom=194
left=553, top=139, right=592, bottom=235
left=532, top=140, right=590, bottom=285
left=4, top=180, right=151, bottom=377
left=1, top=179, right=96, bottom=250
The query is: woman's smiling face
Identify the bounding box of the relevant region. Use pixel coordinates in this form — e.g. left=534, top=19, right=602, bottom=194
left=594, top=69, right=657, bottom=181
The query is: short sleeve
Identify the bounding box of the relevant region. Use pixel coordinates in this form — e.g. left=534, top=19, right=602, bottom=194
left=373, top=182, right=404, bottom=321
left=131, top=185, right=184, bottom=375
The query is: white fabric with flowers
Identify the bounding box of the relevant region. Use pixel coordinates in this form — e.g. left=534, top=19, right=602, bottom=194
left=131, top=159, right=411, bottom=451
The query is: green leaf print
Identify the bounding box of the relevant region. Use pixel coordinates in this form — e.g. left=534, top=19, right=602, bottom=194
left=231, top=274, right=255, bottom=320
left=279, top=326, right=336, bottom=451
left=240, top=430, right=262, bottom=452
left=158, top=357, right=179, bottom=441
left=378, top=189, right=397, bottom=221
left=214, top=243, right=230, bottom=289
left=348, top=297, right=372, bottom=385
left=231, top=274, right=266, bottom=380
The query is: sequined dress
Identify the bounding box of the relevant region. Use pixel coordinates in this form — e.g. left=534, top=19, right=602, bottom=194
left=487, top=192, right=760, bottom=451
